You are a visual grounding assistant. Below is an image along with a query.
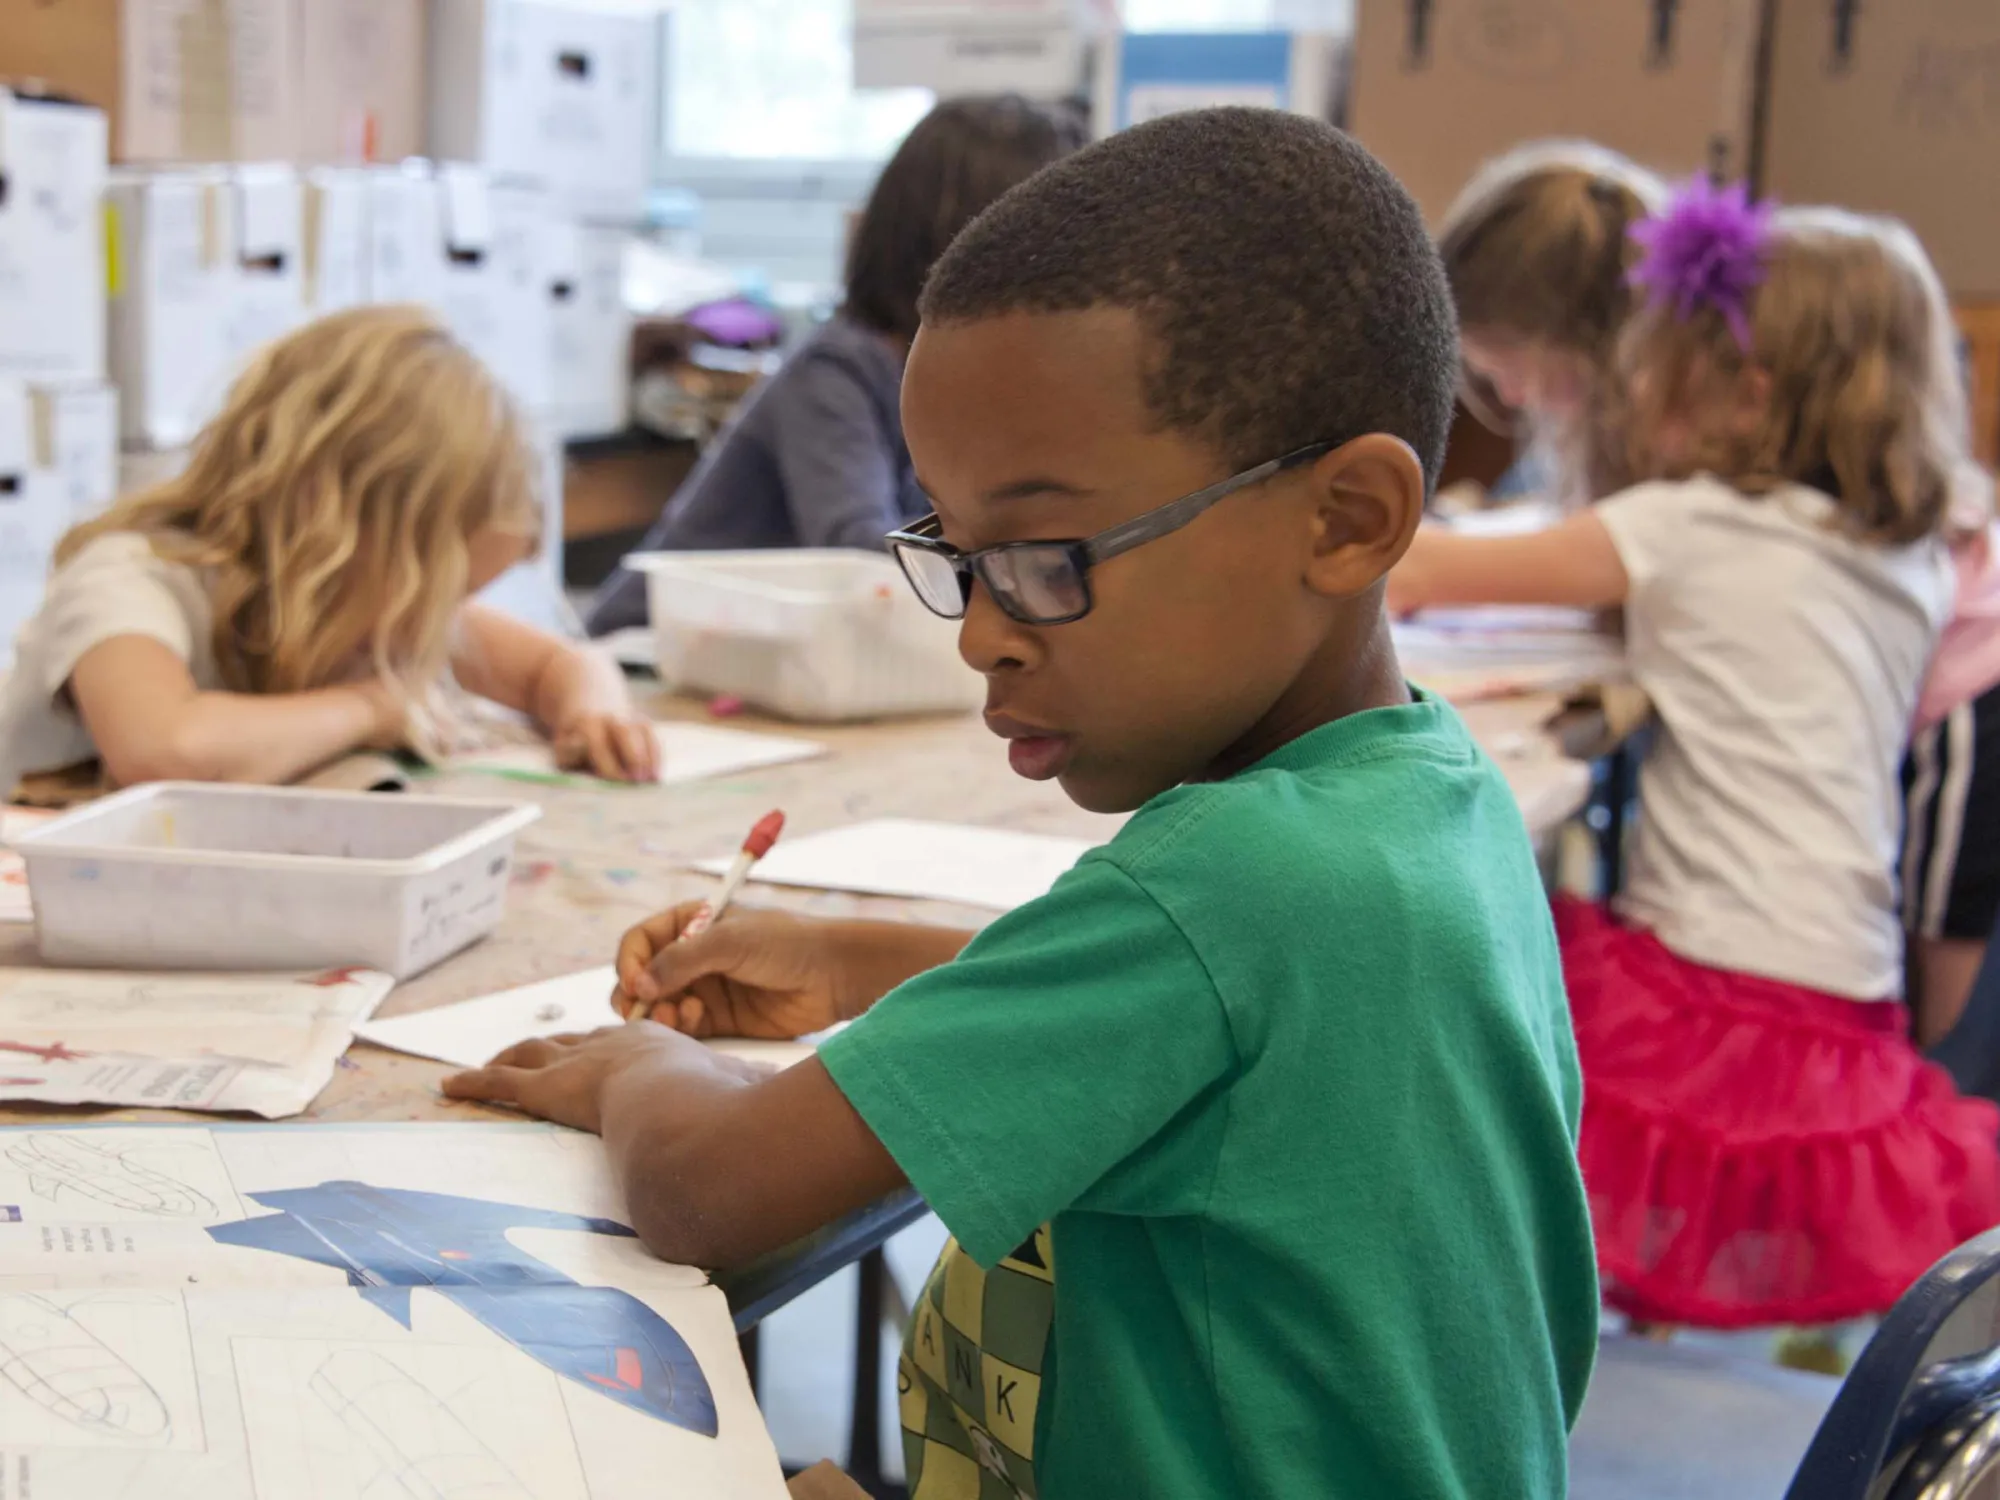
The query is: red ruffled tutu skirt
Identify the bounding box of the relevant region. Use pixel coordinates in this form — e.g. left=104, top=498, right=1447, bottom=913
left=1555, top=897, right=2000, bottom=1328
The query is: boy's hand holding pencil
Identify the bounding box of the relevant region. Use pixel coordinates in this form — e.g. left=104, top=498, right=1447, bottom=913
left=618, top=810, right=827, bottom=1035
left=612, top=903, right=855, bottom=1041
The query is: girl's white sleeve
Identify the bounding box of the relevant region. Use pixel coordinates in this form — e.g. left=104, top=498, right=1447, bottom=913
left=33, top=534, right=199, bottom=700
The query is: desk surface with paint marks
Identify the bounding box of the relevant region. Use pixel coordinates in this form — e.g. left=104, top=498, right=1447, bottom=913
left=0, top=691, right=1588, bottom=1125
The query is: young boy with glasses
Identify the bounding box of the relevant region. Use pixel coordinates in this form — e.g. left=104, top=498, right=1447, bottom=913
left=444, top=109, right=1596, bottom=1499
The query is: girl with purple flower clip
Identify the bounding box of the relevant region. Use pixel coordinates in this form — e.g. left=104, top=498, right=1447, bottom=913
left=1392, top=181, right=2000, bottom=1331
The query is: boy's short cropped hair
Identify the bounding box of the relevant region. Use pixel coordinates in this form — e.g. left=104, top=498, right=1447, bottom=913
left=919, top=107, right=1460, bottom=488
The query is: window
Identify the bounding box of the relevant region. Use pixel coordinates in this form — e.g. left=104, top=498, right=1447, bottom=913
left=1123, top=0, right=1352, bottom=28
left=660, top=0, right=935, bottom=164
left=652, top=0, right=1352, bottom=295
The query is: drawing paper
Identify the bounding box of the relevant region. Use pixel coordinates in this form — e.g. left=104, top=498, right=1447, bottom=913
left=694, top=818, right=1094, bottom=911
left=0, top=1122, right=785, bottom=1498
left=0, top=968, right=394, bottom=1118
left=1393, top=605, right=1624, bottom=704
left=448, top=720, right=825, bottom=786
left=356, top=967, right=834, bottom=1073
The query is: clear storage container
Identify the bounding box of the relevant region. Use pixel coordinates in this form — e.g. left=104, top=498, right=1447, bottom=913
left=13, top=783, right=541, bottom=979
left=630, top=549, right=984, bottom=722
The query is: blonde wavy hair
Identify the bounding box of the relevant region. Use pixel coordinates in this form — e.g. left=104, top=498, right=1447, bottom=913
left=62, top=305, right=542, bottom=707
left=1438, top=141, right=1668, bottom=504
left=1614, top=206, right=1975, bottom=546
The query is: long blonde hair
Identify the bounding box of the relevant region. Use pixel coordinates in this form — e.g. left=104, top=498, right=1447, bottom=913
left=1616, top=206, right=1973, bottom=546
left=63, top=305, right=542, bottom=700
left=1438, top=141, right=1667, bottom=503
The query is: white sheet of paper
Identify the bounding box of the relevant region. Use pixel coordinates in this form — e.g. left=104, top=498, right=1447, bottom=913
left=355, top=966, right=833, bottom=1073
left=448, top=721, right=824, bottom=786
left=1393, top=605, right=1624, bottom=703
left=0, top=1121, right=786, bottom=1498
left=0, top=809, right=55, bottom=923
left=0, top=967, right=394, bottom=1118
left=696, top=817, right=1093, bottom=911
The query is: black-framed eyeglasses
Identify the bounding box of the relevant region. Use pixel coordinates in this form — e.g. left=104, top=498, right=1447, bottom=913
left=886, top=442, right=1334, bottom=626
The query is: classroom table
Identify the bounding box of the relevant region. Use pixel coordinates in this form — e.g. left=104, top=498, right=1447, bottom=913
left=0, top=689, right=1593, bottom=1321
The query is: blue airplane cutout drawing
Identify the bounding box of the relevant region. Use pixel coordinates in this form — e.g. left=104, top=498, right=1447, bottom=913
left=207, top=1180, right=719, bottom=1437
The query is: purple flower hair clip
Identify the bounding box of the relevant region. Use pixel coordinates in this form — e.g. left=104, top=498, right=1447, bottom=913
left=1628, top=178, right=1776, bottom=350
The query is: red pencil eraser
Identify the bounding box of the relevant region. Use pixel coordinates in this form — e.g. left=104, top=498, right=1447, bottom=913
left=744, top=810, right=786, bottom=859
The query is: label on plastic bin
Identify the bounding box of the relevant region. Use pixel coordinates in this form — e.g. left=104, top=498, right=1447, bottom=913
left=404, top=856, right=512, bottom=973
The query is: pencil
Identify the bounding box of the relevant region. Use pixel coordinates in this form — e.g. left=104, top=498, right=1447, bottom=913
left=628, top=808, right=786, bottom=1024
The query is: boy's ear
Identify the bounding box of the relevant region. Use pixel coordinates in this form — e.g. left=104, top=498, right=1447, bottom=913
left=1300, top=434, right=1427, bottom=596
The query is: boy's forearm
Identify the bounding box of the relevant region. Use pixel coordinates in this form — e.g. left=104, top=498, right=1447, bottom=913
left=601, top=1047, right=906, bottom=1269
left=832, top=920, right=978, bottom=1017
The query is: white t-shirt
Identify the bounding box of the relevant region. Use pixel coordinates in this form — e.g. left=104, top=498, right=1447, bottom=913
left=0, top=532, right=218, bottom=797
left=1597, top=477, right=1953, bottom=1000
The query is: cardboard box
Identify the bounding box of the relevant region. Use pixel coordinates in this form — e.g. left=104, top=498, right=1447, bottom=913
left=360, top=160, right=442, bottom=306
left=475, top=411, right=571, bottom=634
left=115, top=441, right=186, bottom=495
left=0, top=0, right=298, bottom=162
left=545, top=221, right=630, bottom=439
left=0, top=0, right=421, bottom=163
left=429, top=0, right=660, bottom=222
left=421, top=166, right=551, bottom=411
left=1765, top=0, right=2000, bottom=299
left=303, top=167, right=370, bottom=314
left=355, top=162, right=551, bottom=409
left=0, top=92, right=107, bottom=382
left=1956, top=302, right=2000, bottom=469
left=0, top=382, right=80, bottom=665
left=1347, top=0, right=1768, bottom=226
left=295, top=0, right=426, bottom=163
left=31, top=382, right=119, bottom=523
left=108, top=164, right=305, bottom=447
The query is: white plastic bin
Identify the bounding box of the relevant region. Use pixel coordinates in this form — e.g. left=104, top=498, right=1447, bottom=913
left=13, top=784, right=541, bottom=980
left=631, top=550, right=984, bottom=722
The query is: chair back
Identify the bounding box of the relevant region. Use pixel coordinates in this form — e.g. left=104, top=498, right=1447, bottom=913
left=1788, top=1228, right=2000, bottom=1499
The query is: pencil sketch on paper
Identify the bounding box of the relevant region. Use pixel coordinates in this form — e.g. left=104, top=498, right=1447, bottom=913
left=0, top=1293, right=171, bottom=1443
left=0, top=974, right=367, bottom=1023
left=5, top=1134, right=219, bottom=1218
left=310, top=1349, right=532, bottom=1500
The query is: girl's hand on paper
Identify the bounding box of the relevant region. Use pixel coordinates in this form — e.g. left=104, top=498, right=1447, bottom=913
left=614, top=903, right=851, bottom=1039
left=552, top=711, right=661, bottom=783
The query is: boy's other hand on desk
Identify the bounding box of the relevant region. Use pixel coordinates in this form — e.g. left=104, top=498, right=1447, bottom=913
left=552, top=711, right=662, bottom=782
left=614, top=903, right=855, bottom=1039
left=442, top=1025, right=699, bottom=1133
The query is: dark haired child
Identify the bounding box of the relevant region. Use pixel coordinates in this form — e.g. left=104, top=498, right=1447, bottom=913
left=451, top=108, right=1597, bottom=1498
left=1437, top=140, right=1664, bottom=506
left=587, top=93, right=1086, bottom=635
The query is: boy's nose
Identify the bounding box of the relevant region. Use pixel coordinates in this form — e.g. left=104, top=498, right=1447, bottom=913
left=955, top=582, right=1038, bottom=676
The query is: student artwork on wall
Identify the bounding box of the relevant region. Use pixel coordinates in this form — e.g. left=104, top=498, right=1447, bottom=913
left=0, top=1122, right=786, bottom=1498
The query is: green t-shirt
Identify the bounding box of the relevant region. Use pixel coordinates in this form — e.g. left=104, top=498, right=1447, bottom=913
left=819, top=694, right=1597, bottom=1499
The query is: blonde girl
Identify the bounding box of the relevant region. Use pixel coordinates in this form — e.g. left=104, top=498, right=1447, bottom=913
left=0, top=306, right=658, bottom=796
left=1392, top=187, right=2000, bottom=1328
left=1437, top=140, right=1666, bottom=505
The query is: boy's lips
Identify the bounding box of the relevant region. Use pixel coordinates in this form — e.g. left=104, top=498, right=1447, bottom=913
left=985, top=712, right=1075, bottom=781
